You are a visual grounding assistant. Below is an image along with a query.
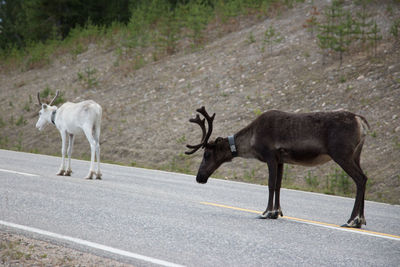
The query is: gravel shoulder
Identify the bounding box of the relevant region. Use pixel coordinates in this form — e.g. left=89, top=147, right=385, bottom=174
left=1, top=230, right=134, bottom=266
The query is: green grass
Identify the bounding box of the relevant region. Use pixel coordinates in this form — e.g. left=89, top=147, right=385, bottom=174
left=0, top=0, right=302, bottom=72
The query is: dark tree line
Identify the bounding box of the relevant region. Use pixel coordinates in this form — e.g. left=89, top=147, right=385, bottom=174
left=0, top=0, right=213, bottom=49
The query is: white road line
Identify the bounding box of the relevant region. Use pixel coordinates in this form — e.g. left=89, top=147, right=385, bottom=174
left=0, top=168, right=38, bottom=177
left=0, top=220, right=185, bottom=267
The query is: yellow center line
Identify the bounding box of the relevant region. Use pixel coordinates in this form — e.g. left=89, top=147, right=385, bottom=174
left=200, top=201, right=400, bottom=241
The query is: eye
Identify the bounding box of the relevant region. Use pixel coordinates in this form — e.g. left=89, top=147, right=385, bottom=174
left=204, top=151, right=211, bottom=159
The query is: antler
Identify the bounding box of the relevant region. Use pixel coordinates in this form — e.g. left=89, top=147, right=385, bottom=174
left=49, top=90, right=60, bottom=106
left=185, top=106, right=215, bottom=155
left=37, top=90, right=60, bottom=106
left=37, top=92, right=42, bottom=106
left=196, top=106, right=215, bottom=148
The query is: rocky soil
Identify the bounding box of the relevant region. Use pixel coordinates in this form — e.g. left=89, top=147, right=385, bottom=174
left=0, top=0, right=399, bottom=264
left=0, top=231, right=133, bottom=266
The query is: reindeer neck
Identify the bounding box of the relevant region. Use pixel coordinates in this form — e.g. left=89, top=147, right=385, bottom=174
left=233, top=125, right=254, bottom=159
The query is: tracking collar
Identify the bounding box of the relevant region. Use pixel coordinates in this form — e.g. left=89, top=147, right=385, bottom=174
left=228, top=135, right=238, bottom=157
left=51, top=110, right=57, bottom=125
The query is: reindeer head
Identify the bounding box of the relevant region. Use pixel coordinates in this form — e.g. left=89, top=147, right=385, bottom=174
left=36, top=90, right=59, bottom=131
left=186, top=107, right=233, bottom=184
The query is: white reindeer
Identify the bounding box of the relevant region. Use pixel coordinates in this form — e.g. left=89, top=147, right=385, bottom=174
left=36, top=91, right=102, bottom=179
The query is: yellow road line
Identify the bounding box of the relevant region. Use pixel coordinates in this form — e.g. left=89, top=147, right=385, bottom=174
left=200, top=201, right=400, bottom=241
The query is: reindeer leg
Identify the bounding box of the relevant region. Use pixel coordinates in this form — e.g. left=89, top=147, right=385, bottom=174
left=83, top=127, right=96, bottom=180
left=94, top=126, right=102, bottom=180
left=273, top=163, right=284, bottom=218
left=65, top=134, right=74, bottom=176
left=260, top=159, right=278, bottom=219
left=332, top=155, right=367, bottom=228
left=57, top=131, right=67, bottom=176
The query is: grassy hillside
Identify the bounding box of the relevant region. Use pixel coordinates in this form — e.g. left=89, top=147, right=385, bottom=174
left=0, top=0, right=399, bottom=204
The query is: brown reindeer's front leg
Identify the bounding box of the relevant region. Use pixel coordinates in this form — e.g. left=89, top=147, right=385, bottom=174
left=260, top=159, right=278, bottom=219
left=273, top=163, right=284, bottom=218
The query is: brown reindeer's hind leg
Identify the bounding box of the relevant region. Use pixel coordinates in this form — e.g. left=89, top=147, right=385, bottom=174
left=273, top=163, right=284, bottom=218
left=331, top=150, right=368, bottom=228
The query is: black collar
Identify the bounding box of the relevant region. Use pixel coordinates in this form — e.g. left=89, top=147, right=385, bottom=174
left=51, top=110, right=57, bottom=125
left=228, top=135, right=238, bottom=157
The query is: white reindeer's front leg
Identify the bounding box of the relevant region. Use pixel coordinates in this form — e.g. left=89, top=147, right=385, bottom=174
left=57, top=131, right=67, bottom=176
left=65, top=134, right=74, bottom=176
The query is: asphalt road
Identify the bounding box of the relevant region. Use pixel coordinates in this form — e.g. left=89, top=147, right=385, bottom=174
left=0, top=149, right=399, bottom=266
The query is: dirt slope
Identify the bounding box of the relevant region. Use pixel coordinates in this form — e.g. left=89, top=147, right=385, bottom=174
left=1, top=0, right=399, bottom=204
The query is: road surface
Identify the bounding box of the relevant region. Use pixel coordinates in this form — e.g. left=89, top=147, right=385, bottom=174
left=0, top=149, right=399, bottom=266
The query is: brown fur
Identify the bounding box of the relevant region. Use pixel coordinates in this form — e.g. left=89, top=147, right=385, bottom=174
left=188, top=109, right=370, bottom=228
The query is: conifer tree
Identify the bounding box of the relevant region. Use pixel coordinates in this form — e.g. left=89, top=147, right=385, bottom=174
left=262, top=25, right=282, bottom=54
left=368, top=21, right=382, bottom=56
left=355, top=0, right=373, bottom=48
left=317, top=0, right=345, bottom=65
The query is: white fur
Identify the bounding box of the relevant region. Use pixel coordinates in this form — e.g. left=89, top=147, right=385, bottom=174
left=36, top=100, right=102, bottom=179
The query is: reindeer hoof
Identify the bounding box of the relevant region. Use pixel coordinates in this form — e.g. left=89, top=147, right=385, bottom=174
left=341, top=222, right=361, bottom=228
left=65, top=170, right=72, bottom=176
left=95, top=172, right=102, bottom=180
left=274, top=209, right=283, bottom=218
left=259, top=211, right=278, bottom=219
left=57, top=170, right=65, bottom=176
left=341, top=216, right=365, bottom=228
left=85, top=171, right=95, bottom=180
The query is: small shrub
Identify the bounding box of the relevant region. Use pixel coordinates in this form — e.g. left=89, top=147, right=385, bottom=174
left=244, top=168, right=256, bottom=182
left=0, top=136, right=9, bottom=147
left=303, top=6, right=320, bottom=37
left=326, top=168, right=352, bottom=195
left=15, top=115, right=26, bottom=126
left=25, top=41, right=54, bottom=69
left=23, top=102, right=30, bottom=112
left=305, top=170, right=319, bottom=189
left=78, top=67, right=98, bottom=88
left=368, top=21, right=382, bottom=56
left=0, top=117, right=5, bottom=128
left=262, top=25, right=283, bottom=53
left=253, top=108, right=263, bottom=116
left=176, top=135, right=186, bottom=144
left=39, top=87, right=51, bottom=98
left=247, top=32, right=256, bottom=44
left=390, top=19, right=400, bottom=39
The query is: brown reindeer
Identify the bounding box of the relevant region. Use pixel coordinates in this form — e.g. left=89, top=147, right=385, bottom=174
left=186, top=106, right=370, bottom=228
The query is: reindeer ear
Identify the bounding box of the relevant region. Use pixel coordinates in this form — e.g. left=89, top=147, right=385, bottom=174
left=43, top=104, right=48, bottom=109
left=215, top=137, right=224, bottom=143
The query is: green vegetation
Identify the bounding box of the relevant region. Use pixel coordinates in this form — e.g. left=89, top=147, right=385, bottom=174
left=165, top=153, right=193, bottom=174
left=15, top=115, right=26, bottom=126
left=390, top=18, right=400, bottom=40
left=0, top=0, right=304, bottom=71
left=324, top=168, right=353, bottom=196
left=303, top=6, right=319, bottom=37
left=305, top=170, right=319, bottom=189
left=262, top=25, right=283, bottom=53
left=77, top=67, right=99, bottom=89
left=315, top=0, right=384, bottom=65
left=253, top=108, right=263, bottom=116
left=0, top=117, right=5, bottom=128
